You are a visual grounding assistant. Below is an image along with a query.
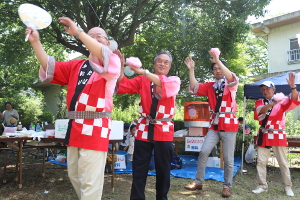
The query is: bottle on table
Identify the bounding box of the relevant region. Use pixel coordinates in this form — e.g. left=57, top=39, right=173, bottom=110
left=17, top=122, right=22, bottom=131
left=29, top=122, right=35, bottom=131
left=36, top=123, right=41, bottom=132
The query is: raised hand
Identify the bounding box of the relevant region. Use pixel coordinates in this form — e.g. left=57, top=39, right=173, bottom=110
left=113, top=49, right=125, bottom=68
left=286, top=72, right=296, bottom=88
left=208, top=50, right=220, bottom=63
left=25, top=27, right=40, bottom=43
left=184, top=57, right=195, bottom=70
left=58, top=17, right=78, bottom=37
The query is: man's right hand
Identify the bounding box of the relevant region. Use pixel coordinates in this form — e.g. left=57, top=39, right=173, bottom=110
left=184, top=57, right=195, bottom=70
left=25, top=27, right=40, bottom=43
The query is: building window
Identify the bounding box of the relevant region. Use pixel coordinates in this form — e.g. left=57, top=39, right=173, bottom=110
left=287, top=38, right=300, bottom=63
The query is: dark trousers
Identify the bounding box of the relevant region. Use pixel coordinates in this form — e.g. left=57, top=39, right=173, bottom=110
left=130, top=140, right=174, bottom=200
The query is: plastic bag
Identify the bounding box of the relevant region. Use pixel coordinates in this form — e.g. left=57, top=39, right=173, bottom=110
left=170, top=155, right=182, bottom=170
left=245, top=139, right=256, bottom=163
left=55, top=154, right=66, bottom=163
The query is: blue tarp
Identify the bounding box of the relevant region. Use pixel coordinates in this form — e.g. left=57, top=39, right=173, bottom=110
left=46, top=151, right=242, bottom=183
left=44, top=157, right=68, bottom=166
left=244, top=72, right=300, bottom=99
left=114, top=151, right=242, bottom=183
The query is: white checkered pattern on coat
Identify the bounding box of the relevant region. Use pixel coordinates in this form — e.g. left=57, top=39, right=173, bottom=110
left=74, top=118, right=109, bottom=138
left=266, top=120, right=285, bottom=141
left=137, top=119, right=173, bottom=140
left=75, top=92, right=105, bottom=111
left=139, top=106, right=147, bottom=118
left=155, top=105, right=175, bottom=119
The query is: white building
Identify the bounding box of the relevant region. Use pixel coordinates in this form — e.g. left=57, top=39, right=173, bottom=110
left=251, top=10, right=300, bottom=81
left=251, top=10, right=300, bottom=119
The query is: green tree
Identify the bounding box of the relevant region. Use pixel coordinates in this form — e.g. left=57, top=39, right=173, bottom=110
left=0, top=0, right=271, bottom=108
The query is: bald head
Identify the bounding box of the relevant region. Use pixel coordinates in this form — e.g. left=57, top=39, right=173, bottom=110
left=87, top=27, right=110, bottom=46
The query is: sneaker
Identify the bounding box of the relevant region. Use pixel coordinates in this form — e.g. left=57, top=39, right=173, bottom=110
left=252, top=186, right=268, bottom=194
left=285, top=188, right=294, bottom=197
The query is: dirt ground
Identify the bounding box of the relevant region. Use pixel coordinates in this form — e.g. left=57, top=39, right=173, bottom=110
left=0, top=148, right=300, bottom=200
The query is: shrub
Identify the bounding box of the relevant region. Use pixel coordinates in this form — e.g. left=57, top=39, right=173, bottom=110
left=111, top=104, right=140, bottom=123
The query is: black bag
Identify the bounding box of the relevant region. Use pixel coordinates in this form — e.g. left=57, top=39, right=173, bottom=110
left=170, top=155, right=182, bottom=170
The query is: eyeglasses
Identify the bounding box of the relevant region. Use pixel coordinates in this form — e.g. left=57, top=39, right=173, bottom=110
left=212, top=68, right=221, bottom=72
left=88, top=34, right=108, bottom=41
left=156, top=60, right=170, bottom=66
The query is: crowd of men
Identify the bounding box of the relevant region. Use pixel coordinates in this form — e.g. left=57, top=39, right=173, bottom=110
left=25, top=16, right=298, bottom=199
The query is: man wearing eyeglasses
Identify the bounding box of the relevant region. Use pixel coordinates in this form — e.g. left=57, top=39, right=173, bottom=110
left=252, top=74, right=300, bottom=197
left=26, top=17, right=120, bottom=200
left=116, top=51, right=180, bottom=200
left=184, top=50, right=239, bottom=198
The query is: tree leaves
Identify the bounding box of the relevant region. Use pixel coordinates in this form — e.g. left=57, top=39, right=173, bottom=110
left=0, top=0, right=271, bottom=103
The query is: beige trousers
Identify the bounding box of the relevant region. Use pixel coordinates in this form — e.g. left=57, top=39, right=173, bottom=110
left=67, top=146, right=107, bottom=200
left=256, top=146, right=292, bottom=189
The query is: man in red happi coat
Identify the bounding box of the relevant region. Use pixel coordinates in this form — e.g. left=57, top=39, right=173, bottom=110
left=26, top=17, right=120, bottom=199
left=116, top=51, right=180, bottom=200
left=184, top=51, right=239, bottom=198
left=252, top=73, right=300, bottom=197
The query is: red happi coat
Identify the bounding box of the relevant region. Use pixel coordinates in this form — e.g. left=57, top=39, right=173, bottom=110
left=254, top=97, right=300, bottom=147
left=39, top=52, right=120, bottom=151
left=191, top=74, right=239, bottom=132
left=117, top=75, right=181, bottom=142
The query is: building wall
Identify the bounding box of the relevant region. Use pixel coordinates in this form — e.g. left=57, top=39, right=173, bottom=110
left=268, top=21, right=300, bottom=73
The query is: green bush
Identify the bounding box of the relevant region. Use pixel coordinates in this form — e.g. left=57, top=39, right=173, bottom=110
left=235, top=133, right=254, bottom=157
left=111, top=104, right=140, bottom=123
left=285, top=111, right=300, bottom=136
left=55, top=88, right=68, bottom=120
left=174, top=120, right=185, bottom=131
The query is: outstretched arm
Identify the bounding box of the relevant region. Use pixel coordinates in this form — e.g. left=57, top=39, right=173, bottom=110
left=58, top=17, right=104, bottom=62
left=26, top=27, right=48, bottom=70
left=184, top=57, right=197, bottom=90
left=130, top=67, right=162, bottom=87
left=209, top=50, right=234, bottom=82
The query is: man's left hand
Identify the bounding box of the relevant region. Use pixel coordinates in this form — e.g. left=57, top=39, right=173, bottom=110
left=130, top=66, right=145, bottom=75
left=58, top=17, right=78, bottom=37
left=208, top=50, right=220, bottom=63
left=113, top=49, right=125, bottom=68
left=286, top=72, right=296, bottom=88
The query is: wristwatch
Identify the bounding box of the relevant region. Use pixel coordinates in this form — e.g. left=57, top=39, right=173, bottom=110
left=76, top=27, right=83, bottom=39
left=144, top=69, right=150, bottom=76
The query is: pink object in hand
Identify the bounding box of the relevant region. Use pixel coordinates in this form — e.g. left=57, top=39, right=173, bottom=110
left=273, top=92, right=287, bottom=102
left=125, top=57, right=142, bottom=68
left=210, top=48, right=220, bottom=56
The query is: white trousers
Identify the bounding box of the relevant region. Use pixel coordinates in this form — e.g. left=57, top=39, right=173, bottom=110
left=67, top=146, right=107, bottom=200
left=256, top=146, right=292, bottom=189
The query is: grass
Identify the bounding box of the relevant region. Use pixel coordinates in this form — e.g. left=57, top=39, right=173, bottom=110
left=1, top=148, right=300, bottom=200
